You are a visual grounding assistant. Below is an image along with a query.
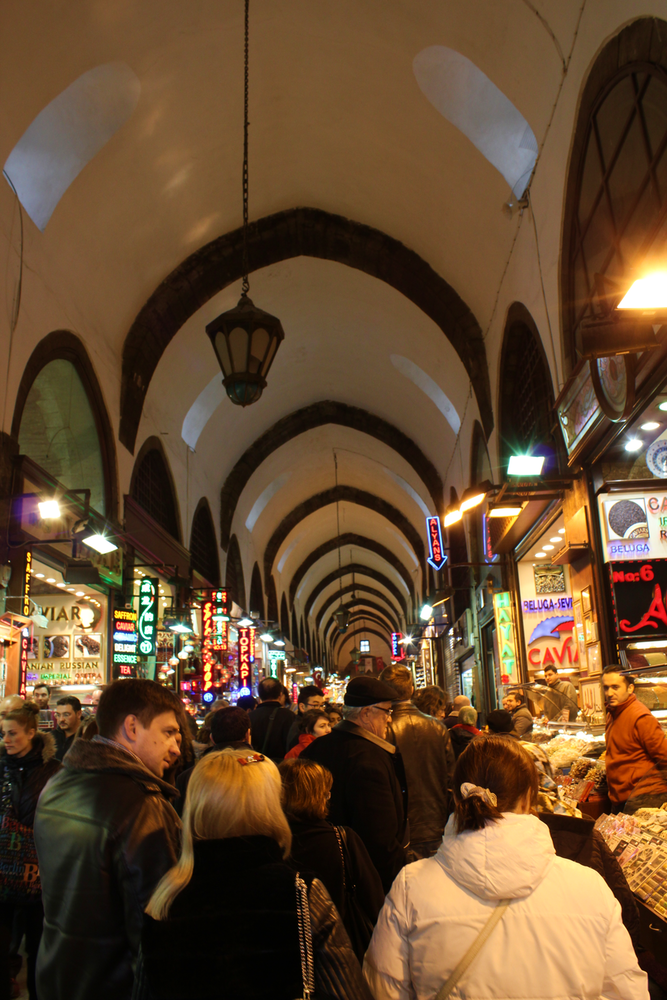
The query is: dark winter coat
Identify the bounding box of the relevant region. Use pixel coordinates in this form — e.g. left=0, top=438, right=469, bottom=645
left=510, top=704, right=534, bottom=737
left=132, top=836, right=373, bottom=1000
left=538, top=812, right=641, bottom=947
left=34, top=737, right=181, bottom=1000
left=0, top=731, right=60, bottom=828
left=450, top=723, right=481, bottom=759
left=288, top=817, right=385, bottom=948
left=53, top=726, right=76, bottom=762
left=385, top=702, right=454, bottom=846
left=249, top=700, right=295, bottom=760
left=301, top=720, right=408, bottom=891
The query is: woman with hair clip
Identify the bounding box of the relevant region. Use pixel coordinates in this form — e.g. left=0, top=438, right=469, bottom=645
left=364, top=737, right=648, bottom=1000
left=133, top=748, right=372, bottom=1000
left=0, top=700, right=60, bottom=999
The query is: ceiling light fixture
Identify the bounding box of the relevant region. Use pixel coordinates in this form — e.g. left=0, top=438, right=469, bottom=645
left=617, top=271, right=667, bottom=311
left=205, top=0, right=284, bottom=406
left=508, top=455, right=546, bottom=475
left=38, top=499, right=61, bottom=519
left=487, top=506, right=522, bottom=518
left=549, top=537, right=562, bottom=544
left=273, top=637, right=285, bottom=648
left=625, top=439, right=643, bottom=452
left=259, top=632, right=273, bottom=643
left=641, top=422, right=660, bottom=431
left=237, top=616, right=253, bottom=627
left=82, top=533, right=118, bottom=555
left=420, top=604, right=434, bottom=621
left=444, top=504, right=462, bottom=527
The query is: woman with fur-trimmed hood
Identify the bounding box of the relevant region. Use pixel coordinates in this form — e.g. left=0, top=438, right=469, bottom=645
left=0, top=700, right=61, bottom=999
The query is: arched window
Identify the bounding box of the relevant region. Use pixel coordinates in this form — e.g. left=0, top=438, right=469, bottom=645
left=249, top=563, right=265, bottom=620
left=267, top=576, right=279, bottom=626
left=190, top=500, right=220, bottom=586
left=16, top=348, right=110, bottom=515
left=225, top=535, right=246, bottom=610
left=563, top=18, right=667, bottom=366
left=280, top=594, right=290, bottom=639
left=291, top=608, right=299, bottom=648
left=131, top=442, right=181, bottom=541
left=498, top=304, right=560, bottom=472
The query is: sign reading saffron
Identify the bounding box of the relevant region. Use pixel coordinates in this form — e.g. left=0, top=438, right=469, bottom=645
left=426, top=516, right=447, bottom=571
left=493, top=591, right=516, bottom=679
left=238, top=626, right=254, bottom=688
left=137, top=578, right=158, bottom=656
left=609, top=559, right=667, bottom=639
left=391, top=632, right=403, bottom=658
left=22, top=550, right=32, bottom=617
left=113, top=608, right=138, bottom=676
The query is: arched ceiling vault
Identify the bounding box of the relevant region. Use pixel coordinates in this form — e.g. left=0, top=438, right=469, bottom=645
left=304, top=564, right=408, bottom=619
left=288, top=533, right=414, bottom=607
left=120, top=208, right=491, bottom=452
left=314, top=586, right=402, bottom=631
left=264, top=486, right=425, bottom=587
left=335, top=625, right=390, bottom=653
left=324, top=610, right=396, bottom=645
left=321, top=599, right=400, bottom=638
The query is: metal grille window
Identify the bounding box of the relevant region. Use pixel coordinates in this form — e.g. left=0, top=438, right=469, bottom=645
left=570, top=66, right=667, bottom=344
left=190, top=504, right=220, bottom=585
left=132, top=449, right=180, bottom=539
left=513, top=329, right=551, bottom=447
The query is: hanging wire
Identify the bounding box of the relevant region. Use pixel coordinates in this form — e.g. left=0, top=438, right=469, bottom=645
left=241, top=0, right=250, bottom=296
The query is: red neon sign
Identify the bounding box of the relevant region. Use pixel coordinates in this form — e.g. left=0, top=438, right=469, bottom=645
left=426, top=516, right=447, bottom=571
left=238, top=626, right=254, bottom=687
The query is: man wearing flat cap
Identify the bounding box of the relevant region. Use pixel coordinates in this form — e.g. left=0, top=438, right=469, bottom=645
left=301, top=675, right=408, bottom=891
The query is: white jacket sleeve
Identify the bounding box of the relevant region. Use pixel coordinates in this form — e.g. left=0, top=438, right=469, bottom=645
left=601, top=897, right=649, bottom=1000
left=363, top=869, right=414, bottom=1000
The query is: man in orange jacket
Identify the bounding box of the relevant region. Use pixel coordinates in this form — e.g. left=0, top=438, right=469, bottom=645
left=603, top=666, right=667, bottom=812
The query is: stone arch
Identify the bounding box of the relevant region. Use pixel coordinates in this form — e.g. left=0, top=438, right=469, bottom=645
left=280, top=593, right=290, bottom=638
left=266, top=575, right=279, bottom=625
left=325, top=611, right=396, bottom=645
left=130, top=436, right=182, bottom=542
left=304, top=564, right=408, bottom=618
left=289, top=532, right=414, bottom=606
left=219, top=401, right=443, bottom=550
left=225, top=534, right=246, bottom=610
left=335, top=626, right=389, bottom=654
left=120, top=207, right=491, bottom=453
left=318, top=593, right=401, bottom=633
left=190, top=498, right=220, bottom=586
left=249, top=562, right=265, bottom=619
left=264, top=487, right=425, bottom=585
left=291, top=607, right=299, bottom=647
left=12, top=330, right=118, bottom=518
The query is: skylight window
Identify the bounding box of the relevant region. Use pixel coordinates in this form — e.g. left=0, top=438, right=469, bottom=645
left=4, top=62, right=140, bottom=230
left=413, top=46, right=537, bottom=198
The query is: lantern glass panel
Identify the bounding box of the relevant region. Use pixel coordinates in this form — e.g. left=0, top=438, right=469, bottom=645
left=261, top=337, right=279, bottom=377
left=214, top=332, right=232, bottom=377
left=250, top=327, right=270, bottom=373
left=229, top=327, right=249, bottom=372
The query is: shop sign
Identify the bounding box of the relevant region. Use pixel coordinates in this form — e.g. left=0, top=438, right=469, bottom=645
left=113, top=608, right=137, bottom=676
left=425, top=516, right=447, bottom=571
left=201, top=589, right=228, bottom=692
left=609, top=559, right=667, bottom=638
left=493, top=592, right=516, bottom=681
left=267, top=649, right=285, bottom=677
left=22, top=550, right=32, bottom=616
left=523, top=597, right=573, bottom=613
left=18, top=627, right=29, bottom=698
left=391, top=632, right=402, bottom=658
left=597, top=491, right=667, bottom=562
left=137, top=578, right=158, bottom=656
left=238, top=626, right=254, bottom=688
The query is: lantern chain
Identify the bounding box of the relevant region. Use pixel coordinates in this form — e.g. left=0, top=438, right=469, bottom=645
left=242, top=0, right=250, bottom=297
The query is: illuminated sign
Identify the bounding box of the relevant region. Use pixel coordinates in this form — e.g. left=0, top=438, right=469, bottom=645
left=22, top=550, right=32, bottom=616
left=137, top=578, right=158, bottom=656
left=202, top=690, right=216, bottom=704
left=493, top=591, right=516, bottom=682
left=597, top=491, right=667, bottom=562
left=202, top=589, right=228, bottom=692
left=523, top=597, right=573, bottom=614
left=238, top=626, right=254, bottom=688
left=113, top=608, right=137, bottom=676
left=18, top=627, right=29, bottom=698
left=267, top=649, right=286, bottom=677
left=426, top=516, right=447, bottom=571
left=391, top=632, right=402, bottom=658
left=609, top=559, right=667, bottom=638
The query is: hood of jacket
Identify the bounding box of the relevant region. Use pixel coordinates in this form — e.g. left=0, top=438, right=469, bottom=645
left=437, top=812, right=555, bottom=900
left=0, top=729, right=57, bottom=768
left=63, top=735, right=178, bottom=798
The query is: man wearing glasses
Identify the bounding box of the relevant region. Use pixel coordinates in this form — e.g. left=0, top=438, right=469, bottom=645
left=302, top=675, right=408, bottom=891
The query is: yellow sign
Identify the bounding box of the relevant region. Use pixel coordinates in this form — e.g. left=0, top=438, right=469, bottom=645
left=493, top=591, right=517, bottom=679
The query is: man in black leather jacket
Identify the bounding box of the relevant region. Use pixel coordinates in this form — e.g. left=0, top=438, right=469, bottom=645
left=34, top=679, right=182, bottom=1000
left=380, top=664, right=454, bottom=861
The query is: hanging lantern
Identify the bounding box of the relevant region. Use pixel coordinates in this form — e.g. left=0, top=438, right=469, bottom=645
left=206, top=295, right=285, bottom=406
left=334, top=607, right=350, bottom=631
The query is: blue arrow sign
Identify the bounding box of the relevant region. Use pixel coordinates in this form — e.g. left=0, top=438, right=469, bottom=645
left=426, top=516, right=448, bottom=571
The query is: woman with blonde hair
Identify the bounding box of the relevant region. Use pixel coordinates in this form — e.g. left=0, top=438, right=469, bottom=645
left=133, top=748, right=371, bottom=1000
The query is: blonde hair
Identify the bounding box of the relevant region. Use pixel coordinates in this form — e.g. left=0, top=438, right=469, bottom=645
left=146, top=748, right=292, bottom=919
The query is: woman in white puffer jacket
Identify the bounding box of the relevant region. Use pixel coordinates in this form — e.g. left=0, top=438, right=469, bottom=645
left=364, top=737, right=647, bottom=1000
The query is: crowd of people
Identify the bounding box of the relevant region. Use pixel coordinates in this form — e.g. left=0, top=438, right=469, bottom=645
left=0, top=667, right=661, bottom=1000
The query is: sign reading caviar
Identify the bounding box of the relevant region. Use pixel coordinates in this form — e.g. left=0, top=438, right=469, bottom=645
left=113, top=608, right=138, bottom=677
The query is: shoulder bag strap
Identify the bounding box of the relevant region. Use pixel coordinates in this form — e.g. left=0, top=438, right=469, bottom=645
left=333, top=826, right=348, bottom=892
left=434, top=899, right=511, bottom=1000
left=260, top=707, right=280, bottom=755
left=295, top=872, right=315, bottom=1000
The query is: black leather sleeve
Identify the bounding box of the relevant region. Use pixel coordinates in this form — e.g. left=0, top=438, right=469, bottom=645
left=309, top=878, right=374, bottom=1000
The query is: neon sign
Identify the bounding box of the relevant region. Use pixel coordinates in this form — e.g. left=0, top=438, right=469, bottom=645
left=391, top=632, right=402, bottom=658
left=202, top=589, right=228, bottom=692
left=609, top=559, right=667, bottom=638
left=238, top=626, right=254, bottom=688
left=493, top=591, right=516, bottom=681
left=113, top=608, right=137, bottom=676
left=22, top=550, right=32, bottom=616
left=137, top=578, right=158, bottom=656
left=426, top=516, right=447, bottom=571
